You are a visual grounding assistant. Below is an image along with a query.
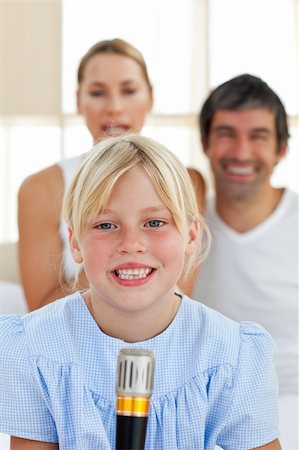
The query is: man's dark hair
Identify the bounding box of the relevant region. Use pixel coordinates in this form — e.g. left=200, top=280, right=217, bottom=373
left=199, top=74, right=289, bottom=152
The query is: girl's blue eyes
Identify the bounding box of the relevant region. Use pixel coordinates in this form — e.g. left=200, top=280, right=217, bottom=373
left=96, top=220, right=165, bottom=230
left=98, top=223, right=116, bottom=230
left=145, top=220, right=164, bottom=228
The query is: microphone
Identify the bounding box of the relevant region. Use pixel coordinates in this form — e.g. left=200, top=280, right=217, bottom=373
left=115, top=348, right=155, bottom=450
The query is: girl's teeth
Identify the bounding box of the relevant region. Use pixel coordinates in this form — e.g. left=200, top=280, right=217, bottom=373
left=115, top=268, right=152, bottom=280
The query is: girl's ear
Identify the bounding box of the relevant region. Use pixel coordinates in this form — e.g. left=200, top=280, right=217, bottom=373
left=185, top=222, right=199, bottom=256
left=69, top=228, right=83, bottom=263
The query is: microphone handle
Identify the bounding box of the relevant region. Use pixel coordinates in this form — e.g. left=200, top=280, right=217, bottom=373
left=116, top=415, right=148, bottom=450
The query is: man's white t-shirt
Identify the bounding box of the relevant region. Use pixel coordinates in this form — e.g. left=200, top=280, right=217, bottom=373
left=194, top=188, right=298, bottom=395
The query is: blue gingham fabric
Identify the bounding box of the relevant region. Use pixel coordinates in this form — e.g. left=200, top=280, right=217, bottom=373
left=0, top=292, right=279, bottom=449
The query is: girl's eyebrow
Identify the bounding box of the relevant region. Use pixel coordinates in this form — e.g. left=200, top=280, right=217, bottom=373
left=101, top=205, right=168, bottom=215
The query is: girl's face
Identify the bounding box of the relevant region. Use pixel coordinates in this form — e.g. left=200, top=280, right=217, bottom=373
left=77, top=53, right=153, bottom=142
left=70, top=166, right=197, bottom=316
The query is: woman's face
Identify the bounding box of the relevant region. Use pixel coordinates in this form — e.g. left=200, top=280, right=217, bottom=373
left=77, top=53, right=153, bottom=142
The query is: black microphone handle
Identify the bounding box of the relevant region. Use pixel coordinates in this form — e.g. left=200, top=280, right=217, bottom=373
left=115, top=348, right=155, bottom=450
left=116, top=415, right=148, bottom=450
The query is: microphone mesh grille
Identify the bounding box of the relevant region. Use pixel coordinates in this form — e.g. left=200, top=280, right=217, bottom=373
left=116, top=348, right=155, bottom=397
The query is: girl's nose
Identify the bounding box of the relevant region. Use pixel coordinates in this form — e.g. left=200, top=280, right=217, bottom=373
left=117, top=228, right=146, bottom=254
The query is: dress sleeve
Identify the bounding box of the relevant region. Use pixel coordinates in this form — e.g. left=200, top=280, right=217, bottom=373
left=0, top=315, right=58, bottom=442
left=217, top=321, right=279, bottom=450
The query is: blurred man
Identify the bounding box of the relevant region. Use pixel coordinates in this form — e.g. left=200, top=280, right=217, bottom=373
left=193, top=74, right=298, bottom=450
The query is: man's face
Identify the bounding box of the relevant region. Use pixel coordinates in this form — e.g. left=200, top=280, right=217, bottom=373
left=204, top=108, right=287, bottom=201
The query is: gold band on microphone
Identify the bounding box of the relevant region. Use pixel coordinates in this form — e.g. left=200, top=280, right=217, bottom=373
left=117, top=396, right=150, bottom=417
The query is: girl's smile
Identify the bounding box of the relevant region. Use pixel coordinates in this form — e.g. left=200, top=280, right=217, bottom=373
left=70, top=164, right=196, bottom=341
left=111, top=262, right=155, bottom=286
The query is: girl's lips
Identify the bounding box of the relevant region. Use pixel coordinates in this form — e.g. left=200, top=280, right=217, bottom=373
left=114, top=267, right=153, bottom=280
left=112, top=262, right=154, bottom=271
left=111, top=267, right=156, bottom=286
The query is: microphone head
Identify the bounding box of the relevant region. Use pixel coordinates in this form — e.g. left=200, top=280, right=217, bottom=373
left=116, top=348, right=155, bottom=398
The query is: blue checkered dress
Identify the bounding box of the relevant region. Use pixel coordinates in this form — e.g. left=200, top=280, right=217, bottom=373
left=0, top=292, right=279, bottom=449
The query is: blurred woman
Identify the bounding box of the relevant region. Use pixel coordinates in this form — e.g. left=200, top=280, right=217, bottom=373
left=17, top=38, right=205, bottom=311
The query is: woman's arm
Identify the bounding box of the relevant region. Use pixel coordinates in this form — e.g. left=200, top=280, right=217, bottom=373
left=178, top=168, right=206, bottom=296
left=18, top=164, right=88, bottom=311
left=252, top=438, right=281, bottom=449
left=10, top=435, right=281, bottom=449
left=187, top=167, right=206, bottom=215
left=10, top=436, right=58, bottom=449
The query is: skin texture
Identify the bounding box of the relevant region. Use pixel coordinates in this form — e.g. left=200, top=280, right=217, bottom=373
left=10, top=438, right=58, bottom=449
left=204, top=107, right=287, bottom=233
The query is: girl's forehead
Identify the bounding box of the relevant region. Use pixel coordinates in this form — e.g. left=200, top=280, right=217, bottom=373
left=115, top=167, right=156, bottom=192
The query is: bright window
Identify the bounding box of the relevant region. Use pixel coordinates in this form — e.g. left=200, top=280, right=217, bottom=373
left=209, top=0, right=298, bottom=115
left=62, top=0, right=207, bottom=115
left=0, top=0, right=298, bottom=241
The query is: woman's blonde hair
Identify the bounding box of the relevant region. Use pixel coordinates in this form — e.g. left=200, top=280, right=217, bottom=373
left=64, top=134, right=210, bottom=284
left=77, top=38, right=152, bottom=96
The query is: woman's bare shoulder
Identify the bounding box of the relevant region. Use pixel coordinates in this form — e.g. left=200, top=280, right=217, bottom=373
left=18, top=163, right=64, bottom=221
left=18, top=163, right=63, bottom=199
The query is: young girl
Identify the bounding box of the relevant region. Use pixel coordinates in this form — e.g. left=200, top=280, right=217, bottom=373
left=0, top=135, right=280, bottom=449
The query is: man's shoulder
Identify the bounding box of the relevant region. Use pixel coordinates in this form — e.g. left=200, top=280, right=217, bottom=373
left=276, top=188, right=298, bottom=222
left=204, top=195, right=216, bottom=216
left=284, top=188, right=298, bottom=204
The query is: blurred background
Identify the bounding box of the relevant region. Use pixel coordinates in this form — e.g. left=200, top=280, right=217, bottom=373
left=0, top=0, right=298, bottom=243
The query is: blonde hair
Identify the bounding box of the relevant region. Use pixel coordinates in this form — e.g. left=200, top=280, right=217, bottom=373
left=77, top=38, right=152, bottom=96
left=64, top=135, right=210, bottom=284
